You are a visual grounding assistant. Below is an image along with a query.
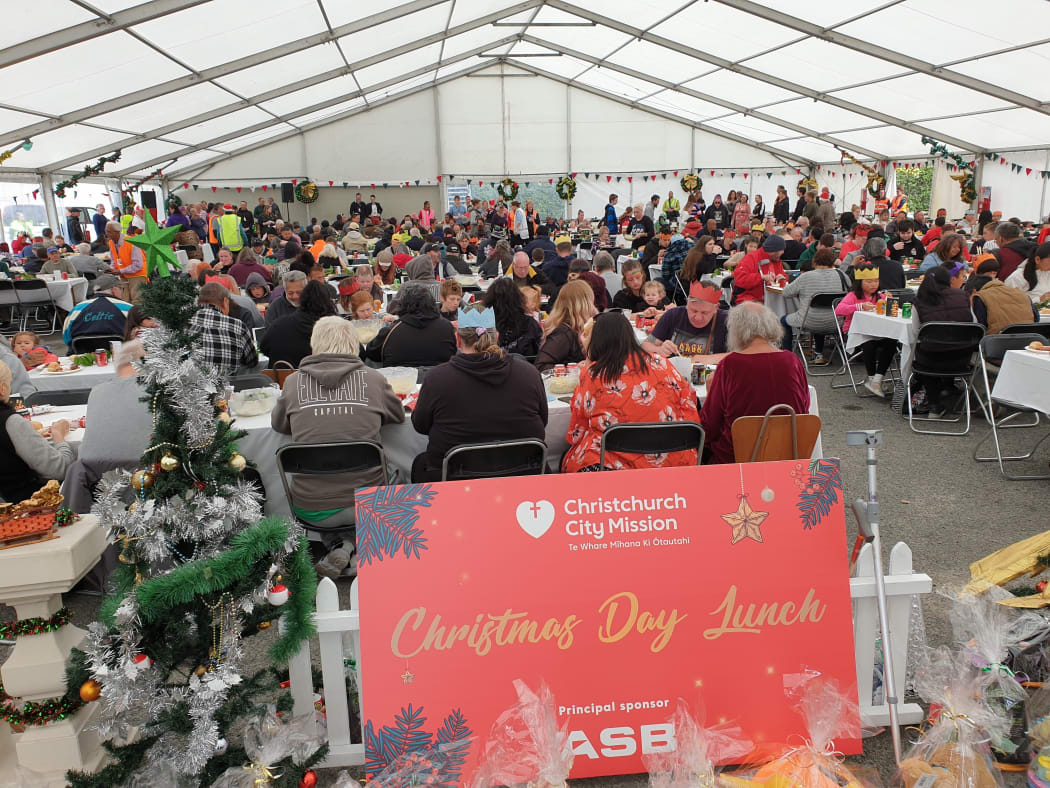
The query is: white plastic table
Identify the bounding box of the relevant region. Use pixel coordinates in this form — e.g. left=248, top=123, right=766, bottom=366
left=846, top=310, right=919, bottom=381
left=27, top=358, right=115, bottom=392
left=42, top=276, right=88, bottom=312
left=991, top=349, right=1050, bottom=415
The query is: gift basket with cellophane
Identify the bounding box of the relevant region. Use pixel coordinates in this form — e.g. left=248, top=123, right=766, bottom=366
left=644, top=699, right=753, bottom=788
left=898, top=647, right=1006, bottom=788
left=719, top=676, right=873, bottom=788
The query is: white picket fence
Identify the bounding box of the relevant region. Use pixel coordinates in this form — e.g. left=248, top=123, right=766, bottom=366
left=287, top=540, right=932, bottom=768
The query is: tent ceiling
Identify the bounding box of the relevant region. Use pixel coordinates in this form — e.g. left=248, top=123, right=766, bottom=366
left=5, top=0, right=1050, bottom=177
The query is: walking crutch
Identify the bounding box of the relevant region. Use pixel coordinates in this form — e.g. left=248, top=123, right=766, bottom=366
left=847, top=429, right=902, bottom=766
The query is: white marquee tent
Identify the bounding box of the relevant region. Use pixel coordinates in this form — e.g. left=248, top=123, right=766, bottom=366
left=4, top=0, right=1050, bottom=228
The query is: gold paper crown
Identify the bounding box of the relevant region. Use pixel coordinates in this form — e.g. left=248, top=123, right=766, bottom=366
left=853, top=267, right=881, bottom=281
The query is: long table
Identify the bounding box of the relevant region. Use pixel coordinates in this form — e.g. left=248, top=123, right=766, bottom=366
left=39, top=382, right=820, bottom=519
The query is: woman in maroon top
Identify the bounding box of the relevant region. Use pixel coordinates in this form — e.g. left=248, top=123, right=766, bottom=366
left=700, top=302, right=810, bottom=464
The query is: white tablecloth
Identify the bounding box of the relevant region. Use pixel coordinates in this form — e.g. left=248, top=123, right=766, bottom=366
left=235, top=397, right=573, bottom=517
left=27, top=359, right=115, bottom=392
left=764, top=286, right=796, bottom=318
left=991, top=349, right=1050, bottom=415
left=43, top=277, right=89, bottom=312
left=845, top=311, right=919, bottom=380
left=36, top=377, right=821, bottom=518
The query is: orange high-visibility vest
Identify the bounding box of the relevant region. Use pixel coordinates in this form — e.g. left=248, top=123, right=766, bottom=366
left=109, top=239, right=147, bottom=280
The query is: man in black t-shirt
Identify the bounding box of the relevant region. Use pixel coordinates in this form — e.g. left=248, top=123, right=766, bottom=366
left=349, top=193, right=367, bottom=221
left=641, top=281, right=729, bottom=363
left=626, top=203, right=655, bottom=250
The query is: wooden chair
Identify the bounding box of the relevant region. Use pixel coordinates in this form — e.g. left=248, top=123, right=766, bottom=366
left=261, top=360, right=296, bottom=389
left=731, top=404, right=821, bottom=462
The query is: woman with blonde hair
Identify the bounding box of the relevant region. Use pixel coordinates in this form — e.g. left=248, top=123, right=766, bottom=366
left=535, top=280, right=596, bottom=371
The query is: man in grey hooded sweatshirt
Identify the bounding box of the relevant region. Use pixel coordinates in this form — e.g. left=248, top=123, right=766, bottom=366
left=272, top=316, right=404, bottom=577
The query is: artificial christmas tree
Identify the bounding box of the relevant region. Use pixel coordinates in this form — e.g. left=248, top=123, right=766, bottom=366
left=65, top=277, right=325, bottom=786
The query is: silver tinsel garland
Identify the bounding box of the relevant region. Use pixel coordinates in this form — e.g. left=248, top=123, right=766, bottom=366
left=82, top=318, right=303, bottom=778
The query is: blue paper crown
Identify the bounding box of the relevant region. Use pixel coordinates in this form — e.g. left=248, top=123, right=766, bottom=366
left=457, top=307, right=496, bottom=330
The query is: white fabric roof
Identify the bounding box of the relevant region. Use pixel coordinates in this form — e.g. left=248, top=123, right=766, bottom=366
left=3, top=0, right=1050, bottom=178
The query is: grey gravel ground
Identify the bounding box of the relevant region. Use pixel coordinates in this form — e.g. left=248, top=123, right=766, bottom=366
left=2, top=350, right=1047, bottom=787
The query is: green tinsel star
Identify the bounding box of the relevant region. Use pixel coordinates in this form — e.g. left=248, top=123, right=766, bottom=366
left=126, top=212, right=181, bottom=279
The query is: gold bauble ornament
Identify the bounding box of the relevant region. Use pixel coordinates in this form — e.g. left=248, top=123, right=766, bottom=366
left=195, top=665, right=207, bottom=677
left=79, top=680, right=102, bottom=702
left=218, top=412, right=231, bottom=423
left=128, top=501, right=139, bottom=512
left=131, top=469, right=155, bottom=491
left=160, top=453, right=179, bottom=472
left=257, top=621, right=272, bottom=630
left=229, top=453, right=246, bottom=471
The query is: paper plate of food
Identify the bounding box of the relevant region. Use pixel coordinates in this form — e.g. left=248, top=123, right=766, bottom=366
left=1026, top=341, right=1050, bottom=353
left=42, top=361, right=81, bottom=374
left=453, top=274, right=478, bottom=286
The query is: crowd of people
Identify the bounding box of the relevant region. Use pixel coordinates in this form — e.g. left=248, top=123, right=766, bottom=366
left=3, top=184, right=1049, bottom=572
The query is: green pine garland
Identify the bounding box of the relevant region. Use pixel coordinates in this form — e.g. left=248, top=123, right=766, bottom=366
left=0, top=680, right=84, bottom=727
left=55, top=152, right=121, bottom=199
left=922, top=135, right=976, bottom=204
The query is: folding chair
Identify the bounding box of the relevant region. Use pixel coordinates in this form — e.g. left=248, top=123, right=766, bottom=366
left=276, top=441, right=388, bottom=536
left=1002, top=323, right=1050, bottom=343
left=905, top=322, right=984, bottom=436
left=441, top=438, right=547, bottom=481
left=731, top=404, right=822, bottom=462
left=972, top=334, right=1050, bottom=480
left=599, top=421, right=704, bottom=468
left=793, top=291, right=846, bottom=377
left=70, top=334, right=122, bottom=354
left=25, top=389, right=90, bottom=406
left=648, top=264, right=661, bottom=282
left=230, top=373, right=276, bottom=391
left=0, top=280, right=19, bottom=336
left=830, top=296, right=863, bottom=393
left=14, top=279, right=60, bottom=333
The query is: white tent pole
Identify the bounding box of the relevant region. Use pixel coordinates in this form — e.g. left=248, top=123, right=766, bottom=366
left=973, top=158, right=983, bottom=214
left=39, top=173, right=60, bottom=239
left=1041, top=151, right=1050, bottom=222
left=565, top=85, right=572, bottom=222
left=433, top=87, right=445, bottom=213
left=500, top=67, right=508, bottom=178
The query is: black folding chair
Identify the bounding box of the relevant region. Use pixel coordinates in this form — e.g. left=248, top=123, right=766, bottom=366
left=70, top=334, right=122, bottom=354
left=25, top=389, right=90, bottom=406
left=793, top=291, right=846, bottom=377
left=14, top=279, right=59, bottom=333
left=441, top=438, right=547, bottom=481
left=905, top=322, right=984, bottom=435
left=599, top=421, right=705, bottom=468
left=972, top=334, right=1050, bottom=480
left=275, top=441, right=388, bottom=533
left=1002, top=323, right=1050, bottom=343
left=904, top=269, right=927, bottom=280
left=829, top=296, right=862, bottom=393
left=230, top=373, right=276, bottom=391
left=0, top=280, right=19, bottom=335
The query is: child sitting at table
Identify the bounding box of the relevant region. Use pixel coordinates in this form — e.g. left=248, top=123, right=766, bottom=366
left=11, top=331, right=57, bottom=369
left=521, top=285, right=544, bottom=323
left=633, top=280, right=669, bottom=329
left=439, top=280, right=462, bottom=321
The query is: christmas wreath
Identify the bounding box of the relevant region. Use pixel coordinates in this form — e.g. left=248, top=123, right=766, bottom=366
left=497, top=178, right=519, bottom=202
left=165, top=193, right=182, bottom=214
left=295, top=181, right=319, bottom=204
left=797, top=176, right=818, bottom=192
left=866, top=172, right=886, bottom=198
left=555, top=175, right=577, bottom=201
left=680, top=172, right=702, bottom=193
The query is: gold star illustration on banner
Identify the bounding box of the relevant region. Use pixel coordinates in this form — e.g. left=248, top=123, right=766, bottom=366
left=722, top=494, right=768, bottom=544
left=401, top=667, right=415, bottom=684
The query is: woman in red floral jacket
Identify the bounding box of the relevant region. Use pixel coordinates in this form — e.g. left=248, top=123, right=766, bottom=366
left=562, top=313, right=700, bottom=472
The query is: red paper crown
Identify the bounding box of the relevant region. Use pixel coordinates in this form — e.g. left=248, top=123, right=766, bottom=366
left=688, top=281, right=721, bottom=304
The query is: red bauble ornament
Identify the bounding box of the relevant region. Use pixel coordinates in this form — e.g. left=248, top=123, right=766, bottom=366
left=1038, top=581, right=1047, bottom=593
left=299, top=770, right=318, bottom=788
left=267, top=583, right=290, bottom=606
left=133, top=653, right=153, bottom=670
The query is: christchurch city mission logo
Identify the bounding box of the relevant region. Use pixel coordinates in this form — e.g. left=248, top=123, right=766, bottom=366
left=515, top=496, right=691, bottom=548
